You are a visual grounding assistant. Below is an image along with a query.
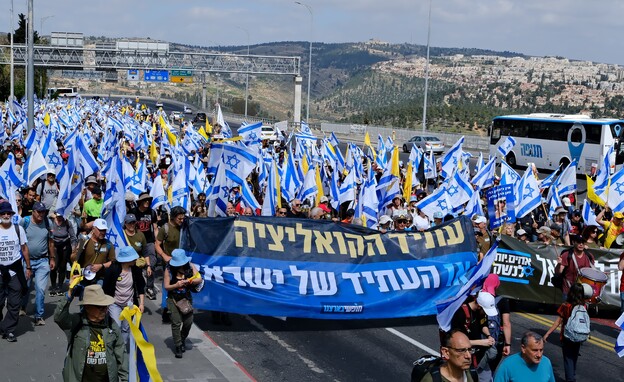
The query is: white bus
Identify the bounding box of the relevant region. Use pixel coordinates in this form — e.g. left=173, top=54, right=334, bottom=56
left=489, top=113, right=624, bottom=174
left=47, top=87, right=79, bottom=98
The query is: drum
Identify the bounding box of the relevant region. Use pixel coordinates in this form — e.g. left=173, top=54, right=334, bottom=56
left=577, top=268, right=608, bottom=304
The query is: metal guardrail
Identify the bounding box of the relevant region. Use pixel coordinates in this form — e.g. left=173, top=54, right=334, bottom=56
left=320, top=122, right=490, bottom=151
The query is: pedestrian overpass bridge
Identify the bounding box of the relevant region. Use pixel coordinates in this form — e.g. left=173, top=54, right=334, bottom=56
left=0, top=44, right=305, bottom=122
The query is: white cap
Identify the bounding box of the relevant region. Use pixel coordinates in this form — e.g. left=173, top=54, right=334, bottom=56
left=476, top=291, right=498, bottom=316
left=516, top=229, right=527, bottom=236
left=320, top=196, right=329, bottom=203
left=379, top=215, right=392, bottom=225
left=93, top=218, right=108, bottom=231
left=474, top=215, right=487, bottom=224
left=562, top=197, right=572, bottom=207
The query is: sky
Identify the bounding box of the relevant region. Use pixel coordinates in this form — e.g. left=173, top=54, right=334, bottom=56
left=3, top=0, right=624, bottom=65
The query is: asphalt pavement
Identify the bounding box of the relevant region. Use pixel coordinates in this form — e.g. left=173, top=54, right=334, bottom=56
left=0, top=283, right=253, bottom=382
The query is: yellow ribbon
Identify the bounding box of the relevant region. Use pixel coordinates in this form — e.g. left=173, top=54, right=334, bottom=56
left=119, top=305, right=163, bottom=382
left=68, top=262, right=83, bottom=290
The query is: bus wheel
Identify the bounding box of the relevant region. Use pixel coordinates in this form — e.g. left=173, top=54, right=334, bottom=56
left=559, top=157, right=570, bottom=169
left=403, top=144, right=408, bottom=153
left=506, top=153, right=517, bottom=168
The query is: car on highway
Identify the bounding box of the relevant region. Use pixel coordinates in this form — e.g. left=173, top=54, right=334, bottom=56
left=170, top=111, right=181, bottom=123
left=261, top=125, right=278, bottom=141
left=155, top=99, right=163, bottom=108
left=402, top=135, right=445, bottom=154
left=183, top=105, right=192, bottom=114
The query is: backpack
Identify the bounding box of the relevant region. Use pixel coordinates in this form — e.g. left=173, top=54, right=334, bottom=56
left=564, top=304, right=590, bottom=342
left=411, top=355, right=477, bottom=382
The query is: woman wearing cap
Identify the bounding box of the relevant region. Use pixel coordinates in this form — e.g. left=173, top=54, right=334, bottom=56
left=164, top=249, right=201, bottom=359
left=544, top=283, right=589, bottom=382
left=102, top=246, right=145, bottom=347
left=54, top=283, right=128, bottom=381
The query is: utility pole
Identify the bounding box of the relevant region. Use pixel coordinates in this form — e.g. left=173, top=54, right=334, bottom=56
left=9, top=0, right=15, bottom=110
left=295, top=1, right=313, bottom=124
left=422, top=0, right=432, bottom=132
left=27, top=0, right=34, bottom=135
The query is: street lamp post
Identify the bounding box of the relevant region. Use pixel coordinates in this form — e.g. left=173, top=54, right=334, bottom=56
left=422, top=0, right=432, bottom=132
left=26, top=0, right=34, bottom=135
left=295, top=1, right=313, bottom=124
left=236, top=26, right=250, bottom=118
left=9, top=0, right=14, bottom=109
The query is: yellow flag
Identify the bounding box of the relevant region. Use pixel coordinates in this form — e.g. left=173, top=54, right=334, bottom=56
left=403, top=163, right=413, bottom=202
left=275, top=162, right=282, bottom=208
left=364, top=132, right=371, bottom=147
left=205, top=119, right=213, bottom=135
left=391, top=147, right=400, bottom=178
left=302, top=155, right=309, bottom=175
left=159, top=115, right=177, bottom=146
left=43, top=113, right=50, bottom=127
left=198, top=126, right=210, bottom=140
left=149, top=140, right=159, bottom=165
left=315, top=166, right=324, bottom=205
left=586, top=175, right=606, bottom=207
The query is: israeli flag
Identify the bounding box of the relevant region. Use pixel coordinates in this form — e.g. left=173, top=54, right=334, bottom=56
left=150, top=172, right=168, bottom=210
left=436, top=241, right=498, bottom=332
left=581, top=199, right=599, bottom=228
left=497, top=136, right=517, bottom=158
left=554, top=159, right=577, bottom=196
left=440, top=136, right=464, bottom=179
left=238, top=121, right=263, bottom=143
left=471, top=156, right=496, bottom=189
left=607, top=166, right=624, bottom=212
left=593, top=146, right=613, bottom=198
left=515, top=167, right=541, bottom=219
left=615, top=311, right=624, bottom=357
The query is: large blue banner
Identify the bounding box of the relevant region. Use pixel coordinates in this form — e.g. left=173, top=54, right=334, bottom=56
left=180, top=216, right=479, bottom=319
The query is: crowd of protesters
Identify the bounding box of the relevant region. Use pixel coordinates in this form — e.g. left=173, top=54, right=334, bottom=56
left=0, top=98, right=622, bottom=382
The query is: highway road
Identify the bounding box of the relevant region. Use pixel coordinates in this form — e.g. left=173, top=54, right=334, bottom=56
left=195, top=302, right=621, bottom=382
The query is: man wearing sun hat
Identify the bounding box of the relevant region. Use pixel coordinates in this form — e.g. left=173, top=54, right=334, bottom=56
left=595, top=206, right=624, bottom=249
left=54, top=283, right=128, bottom=381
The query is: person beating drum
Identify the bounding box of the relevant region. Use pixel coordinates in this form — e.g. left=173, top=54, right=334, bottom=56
left=555, top=235, right=596, bottom=300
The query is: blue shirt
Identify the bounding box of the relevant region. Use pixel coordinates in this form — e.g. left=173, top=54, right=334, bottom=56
left=493, top=353, right=555, bottom=382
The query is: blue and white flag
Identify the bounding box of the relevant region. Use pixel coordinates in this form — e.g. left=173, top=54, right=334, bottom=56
left=75, top=135, right=100, bottom=178
left=447, top=170, right=473, bottom=210
left=500, top=161, right=521, bottom=187
left=207, top=164, right=231, bottom=217
left=615, top=311, right=624, bottom=357
left=607, top=166, right=624, bottom=212
left=548, top=187, right=563, bottom=219
left=515, top=167, right=541, bottom=219
left=436, top=241, right=498, bottom=332
left=553, top=159, right=577, bottom=196
left=261, top=161, right=279, bottom=216
left=238, top=121, right=263, bottom=143
left=440, top=136, right=464, bottom=179
left=298, top=166, right=319, bottom=204
left=360, top=173, right=379, bottom=228
left=300, top=121, right=312, bottom=135
left=101, top=158, right=127, bottom=252
left=0, top=153, right=25, bottom=199
left=593, top=146, right=613, bottom=199
left=150, top=172, right=168, bottom=210
left=464, top=187, right=484, bottom=218
left=497, top=136, right=517, bottom=158
left=22, top=149, right=50, bottom=186
left=471, top=156, right=496, bottom=189
left=222, top=143, right=258, bottom=186
left=414, top=186, right=451, bottom=219
left=581, top=199, right=599, bottom=229
left=539, top=167, right=559, bottom=190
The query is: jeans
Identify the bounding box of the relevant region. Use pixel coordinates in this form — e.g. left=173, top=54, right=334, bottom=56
left=108, top=303, right=130, bottom=348
left=620, top=292, right=624, bottom=315
left=562, top=337, right=582, bottom=382
left=21, top=258, right=50, bottom=319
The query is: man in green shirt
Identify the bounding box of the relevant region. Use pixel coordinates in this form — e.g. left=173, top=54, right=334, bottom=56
left=82, top=186, right=103, bottom=231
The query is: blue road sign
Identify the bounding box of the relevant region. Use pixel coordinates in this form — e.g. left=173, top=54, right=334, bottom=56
left=144, top=70, right=169, bottom=82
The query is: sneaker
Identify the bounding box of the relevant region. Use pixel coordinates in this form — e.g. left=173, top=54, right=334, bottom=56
left=19, top=309, right=26, bottom=317
left=3, top=333, right=17, bottom=342
left=35, top=317, right=45, bottom=326
left=49, top=287, right=58, bottom=297
left=145, top=288, right=156, bottom=300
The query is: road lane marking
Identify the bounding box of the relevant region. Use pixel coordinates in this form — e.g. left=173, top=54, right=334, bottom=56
left=517, top=312, right=614, bottom=351
left=386, top=328, right=440, bottom=356
left=245, top=316, right=325, bottom=374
